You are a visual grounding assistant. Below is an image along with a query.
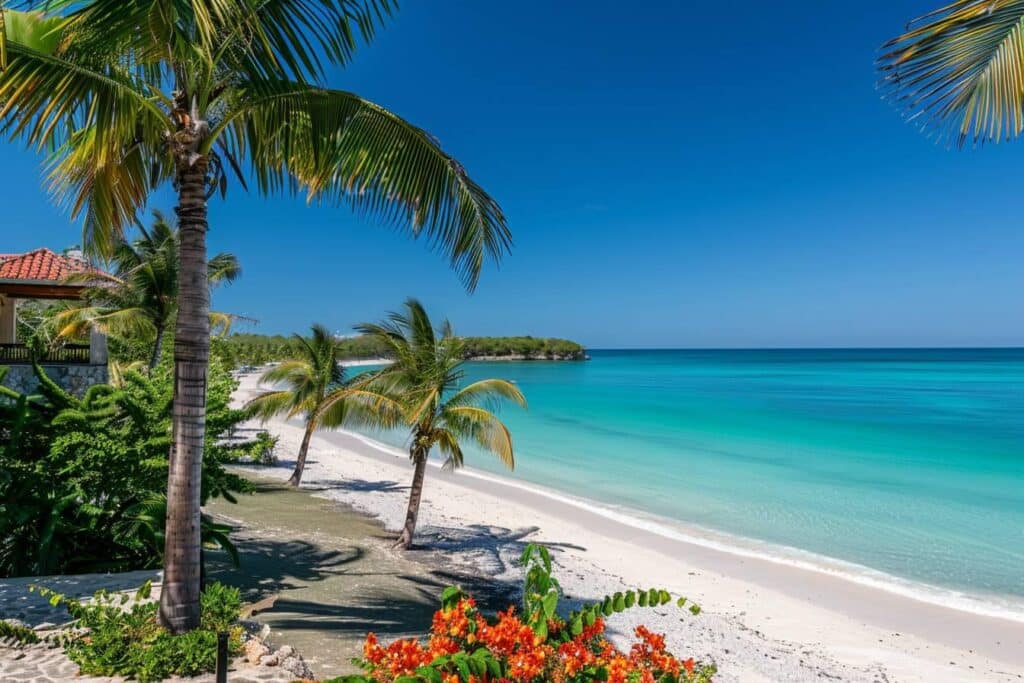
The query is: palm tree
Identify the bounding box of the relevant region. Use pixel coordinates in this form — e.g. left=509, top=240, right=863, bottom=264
left=59, top=211, right=240, bottom=369
left=1, top=2, right=510, bottom=632
left=245, top=324, right=353, bottom=487
left=347, top=299, right=526, bottom=550
left=879, top=1, right=1024, bottom=145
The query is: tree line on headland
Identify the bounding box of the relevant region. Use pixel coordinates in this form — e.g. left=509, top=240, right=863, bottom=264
left=217, top=332, right=588, bottom=366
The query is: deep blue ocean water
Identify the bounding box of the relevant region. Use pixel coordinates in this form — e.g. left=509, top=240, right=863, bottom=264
left=353, top=348, right=1024, bottom=613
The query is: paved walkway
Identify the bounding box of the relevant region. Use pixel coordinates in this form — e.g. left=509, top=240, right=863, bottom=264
left=0, top=643, right=297, bottom=683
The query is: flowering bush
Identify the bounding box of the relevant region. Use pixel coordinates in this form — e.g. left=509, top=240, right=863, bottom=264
left=328, top=545, right=715, bottom=682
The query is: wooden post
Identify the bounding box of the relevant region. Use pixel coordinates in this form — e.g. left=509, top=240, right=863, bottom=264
left=0, top=295, right=16, bottom=344
left=216, top=631, right=228, bottom=683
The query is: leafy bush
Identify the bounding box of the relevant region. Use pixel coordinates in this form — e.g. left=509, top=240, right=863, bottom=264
left=30, top=580, right=242, bottom=683
left=328, top=544, right=715, bottom=682
left=0, top=619, right=40, bottom=645
left=0, top=358, right=254, bottom=577
left=232, top=429, right=279, bottom=465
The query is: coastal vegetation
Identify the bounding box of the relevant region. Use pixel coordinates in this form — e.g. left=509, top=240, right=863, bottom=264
left=29, top=580, right=243, bottom=683
left=879, top=1, right=1024, bottom=145
left=334, top=544, right=714, bottom=682
left=0, top=358, right=252, bottom=578
left=0, top=0, right=510, bottom=632
left=219, top=332, right=587, bottom=366
left=246, top=324, right=355, bottom=487
left=342, top=299, right=527, bottom=549
left=56, top=211, right=241, bottom=369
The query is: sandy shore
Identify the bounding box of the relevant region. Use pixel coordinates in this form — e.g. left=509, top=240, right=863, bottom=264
left=232, top=372, right=1024, bottom=682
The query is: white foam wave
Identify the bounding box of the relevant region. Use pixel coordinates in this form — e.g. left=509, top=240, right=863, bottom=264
left=339, top=428, right=1024, bottom=624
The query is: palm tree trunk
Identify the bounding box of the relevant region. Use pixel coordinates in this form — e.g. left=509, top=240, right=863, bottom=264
left=158, top=154, right=210, bottom=634
left=148, top=323, right=165, bottom=370
left=395, top=447, right=427, bottom=549
left=288, top=420, right=316, bottom=487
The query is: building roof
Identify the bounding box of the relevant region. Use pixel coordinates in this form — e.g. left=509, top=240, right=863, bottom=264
left=0, top=248, right=92, bottom=283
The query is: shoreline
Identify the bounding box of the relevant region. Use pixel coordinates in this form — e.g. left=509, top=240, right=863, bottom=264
left=338, top=427, right=1024, bottom=624
left=232, top=373, right=1024, bottom=682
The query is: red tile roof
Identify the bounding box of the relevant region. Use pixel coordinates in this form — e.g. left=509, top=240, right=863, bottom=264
left=0, top=248, right=92, bottom=282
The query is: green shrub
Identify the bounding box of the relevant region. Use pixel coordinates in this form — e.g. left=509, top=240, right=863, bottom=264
left=0, top=619, right=40, bottom=645
left=0, top=358, right=254, bottom=578
left=31, top=581, right=243, bottom=683
left=330, top=544, right=716, bottom=682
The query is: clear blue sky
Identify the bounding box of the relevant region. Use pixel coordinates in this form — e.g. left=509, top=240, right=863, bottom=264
left=3, top=1, right=1022, bottom=348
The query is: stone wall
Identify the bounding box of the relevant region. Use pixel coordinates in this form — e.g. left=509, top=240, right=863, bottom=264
left=1, top=363, right=108, bottom=398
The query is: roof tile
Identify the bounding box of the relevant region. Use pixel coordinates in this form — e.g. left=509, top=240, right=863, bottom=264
left=0, top=248, right=92, bottom=282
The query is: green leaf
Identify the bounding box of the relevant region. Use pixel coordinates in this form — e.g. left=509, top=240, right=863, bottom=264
left=541, top=590, right=558, bottom=619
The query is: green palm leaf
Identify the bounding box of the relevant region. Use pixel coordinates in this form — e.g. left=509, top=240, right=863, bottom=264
left=217, top=84, right=511, bottom=290
left=879, top=0, right=1024, bottom=144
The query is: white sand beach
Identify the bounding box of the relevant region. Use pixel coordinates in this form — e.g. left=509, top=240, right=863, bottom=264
left=232, top=373, right=1024, bottom=682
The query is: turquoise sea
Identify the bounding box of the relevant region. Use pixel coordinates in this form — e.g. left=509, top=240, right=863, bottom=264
left=354, top=349, right=1024, bottom=616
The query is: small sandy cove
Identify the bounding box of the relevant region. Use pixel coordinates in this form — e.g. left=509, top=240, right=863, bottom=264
left=232, top=371, right=1024, bottom=683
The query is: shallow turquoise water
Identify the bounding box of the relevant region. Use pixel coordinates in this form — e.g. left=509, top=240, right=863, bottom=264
left=353, top=349, right=1024, bottom=606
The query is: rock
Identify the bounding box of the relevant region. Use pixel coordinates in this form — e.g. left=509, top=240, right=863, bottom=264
left=275, top=645, right=293, bottom=660
left=259, top=623, right=271, bottom=640
left=244, top=638, right=270, bottom=664
left=259, top=652, right=279, bottom=666
left=281, top=655, right=313, bottom=679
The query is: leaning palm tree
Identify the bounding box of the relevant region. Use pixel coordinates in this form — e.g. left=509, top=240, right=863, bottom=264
left=1, top=2, right=510, bottom=632
left=245, top=324, right=352, bottom=487
left=879, top=1, right=1024, bottom=145
left=59, top=210, right=240, bottom=369
left=347, top=299, right=526, bottom=550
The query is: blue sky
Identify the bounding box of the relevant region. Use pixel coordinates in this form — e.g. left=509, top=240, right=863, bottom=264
left=3, top=1, right=1022, bottom=348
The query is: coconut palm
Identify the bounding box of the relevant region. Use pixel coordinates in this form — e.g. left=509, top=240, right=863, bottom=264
left=58, top=211, right=240, bottom=369
left=245, top=324, right=353, bottom=487
left=346, top=299, right=526, bottom=550
left=0, top=2, right=510, bottom=631
left=879, top=1, right=1024, bottom=145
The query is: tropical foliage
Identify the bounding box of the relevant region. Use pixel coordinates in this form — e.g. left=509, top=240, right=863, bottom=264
left=344, top=299, right=527, bottom=549
left=0, top=358, right=251, bottom=578
left=219, top=332, right=585, bottom=367
left=0, top=0, right=510, bottom=631
left=330, top=544, right=714, bottom=683
left=29, top=580, right=243, bottom=683
left=879, top=0, right=1024, bottom=145
left=246, top=323, right=354, bottom=487
left=56, top=211, right=241, bottom=369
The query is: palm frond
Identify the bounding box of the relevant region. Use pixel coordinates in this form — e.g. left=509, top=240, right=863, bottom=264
left=447, top=378, right=527, bottom=411
left=54, top=302, right=157, bottom=340
left=207, top=251, right=241, bottom=285
left=443, top=405, right=515, bottom=470
left=214, top=0, right=395, bottom=83
left=433, top=428, right=464, bottom=470
left=0, top=10, right=171, bottom=253
left=216, top=83, right=510, bottom=290
left=879, top=0, right=1024, bottom=144
left=246, top=389, right=301, bottom=421
left=326, top=386, right=405, bottom=429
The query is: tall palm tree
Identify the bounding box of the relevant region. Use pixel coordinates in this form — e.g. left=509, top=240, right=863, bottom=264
left=59, top=211, right=240, bottom=369
left=879, top=1, right=1024, bottom=145
left=1, top=2, right=510, bottom=632
left=246, top=324, right=351, bottom=487
left=347, top=299, right=526, bottom=550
